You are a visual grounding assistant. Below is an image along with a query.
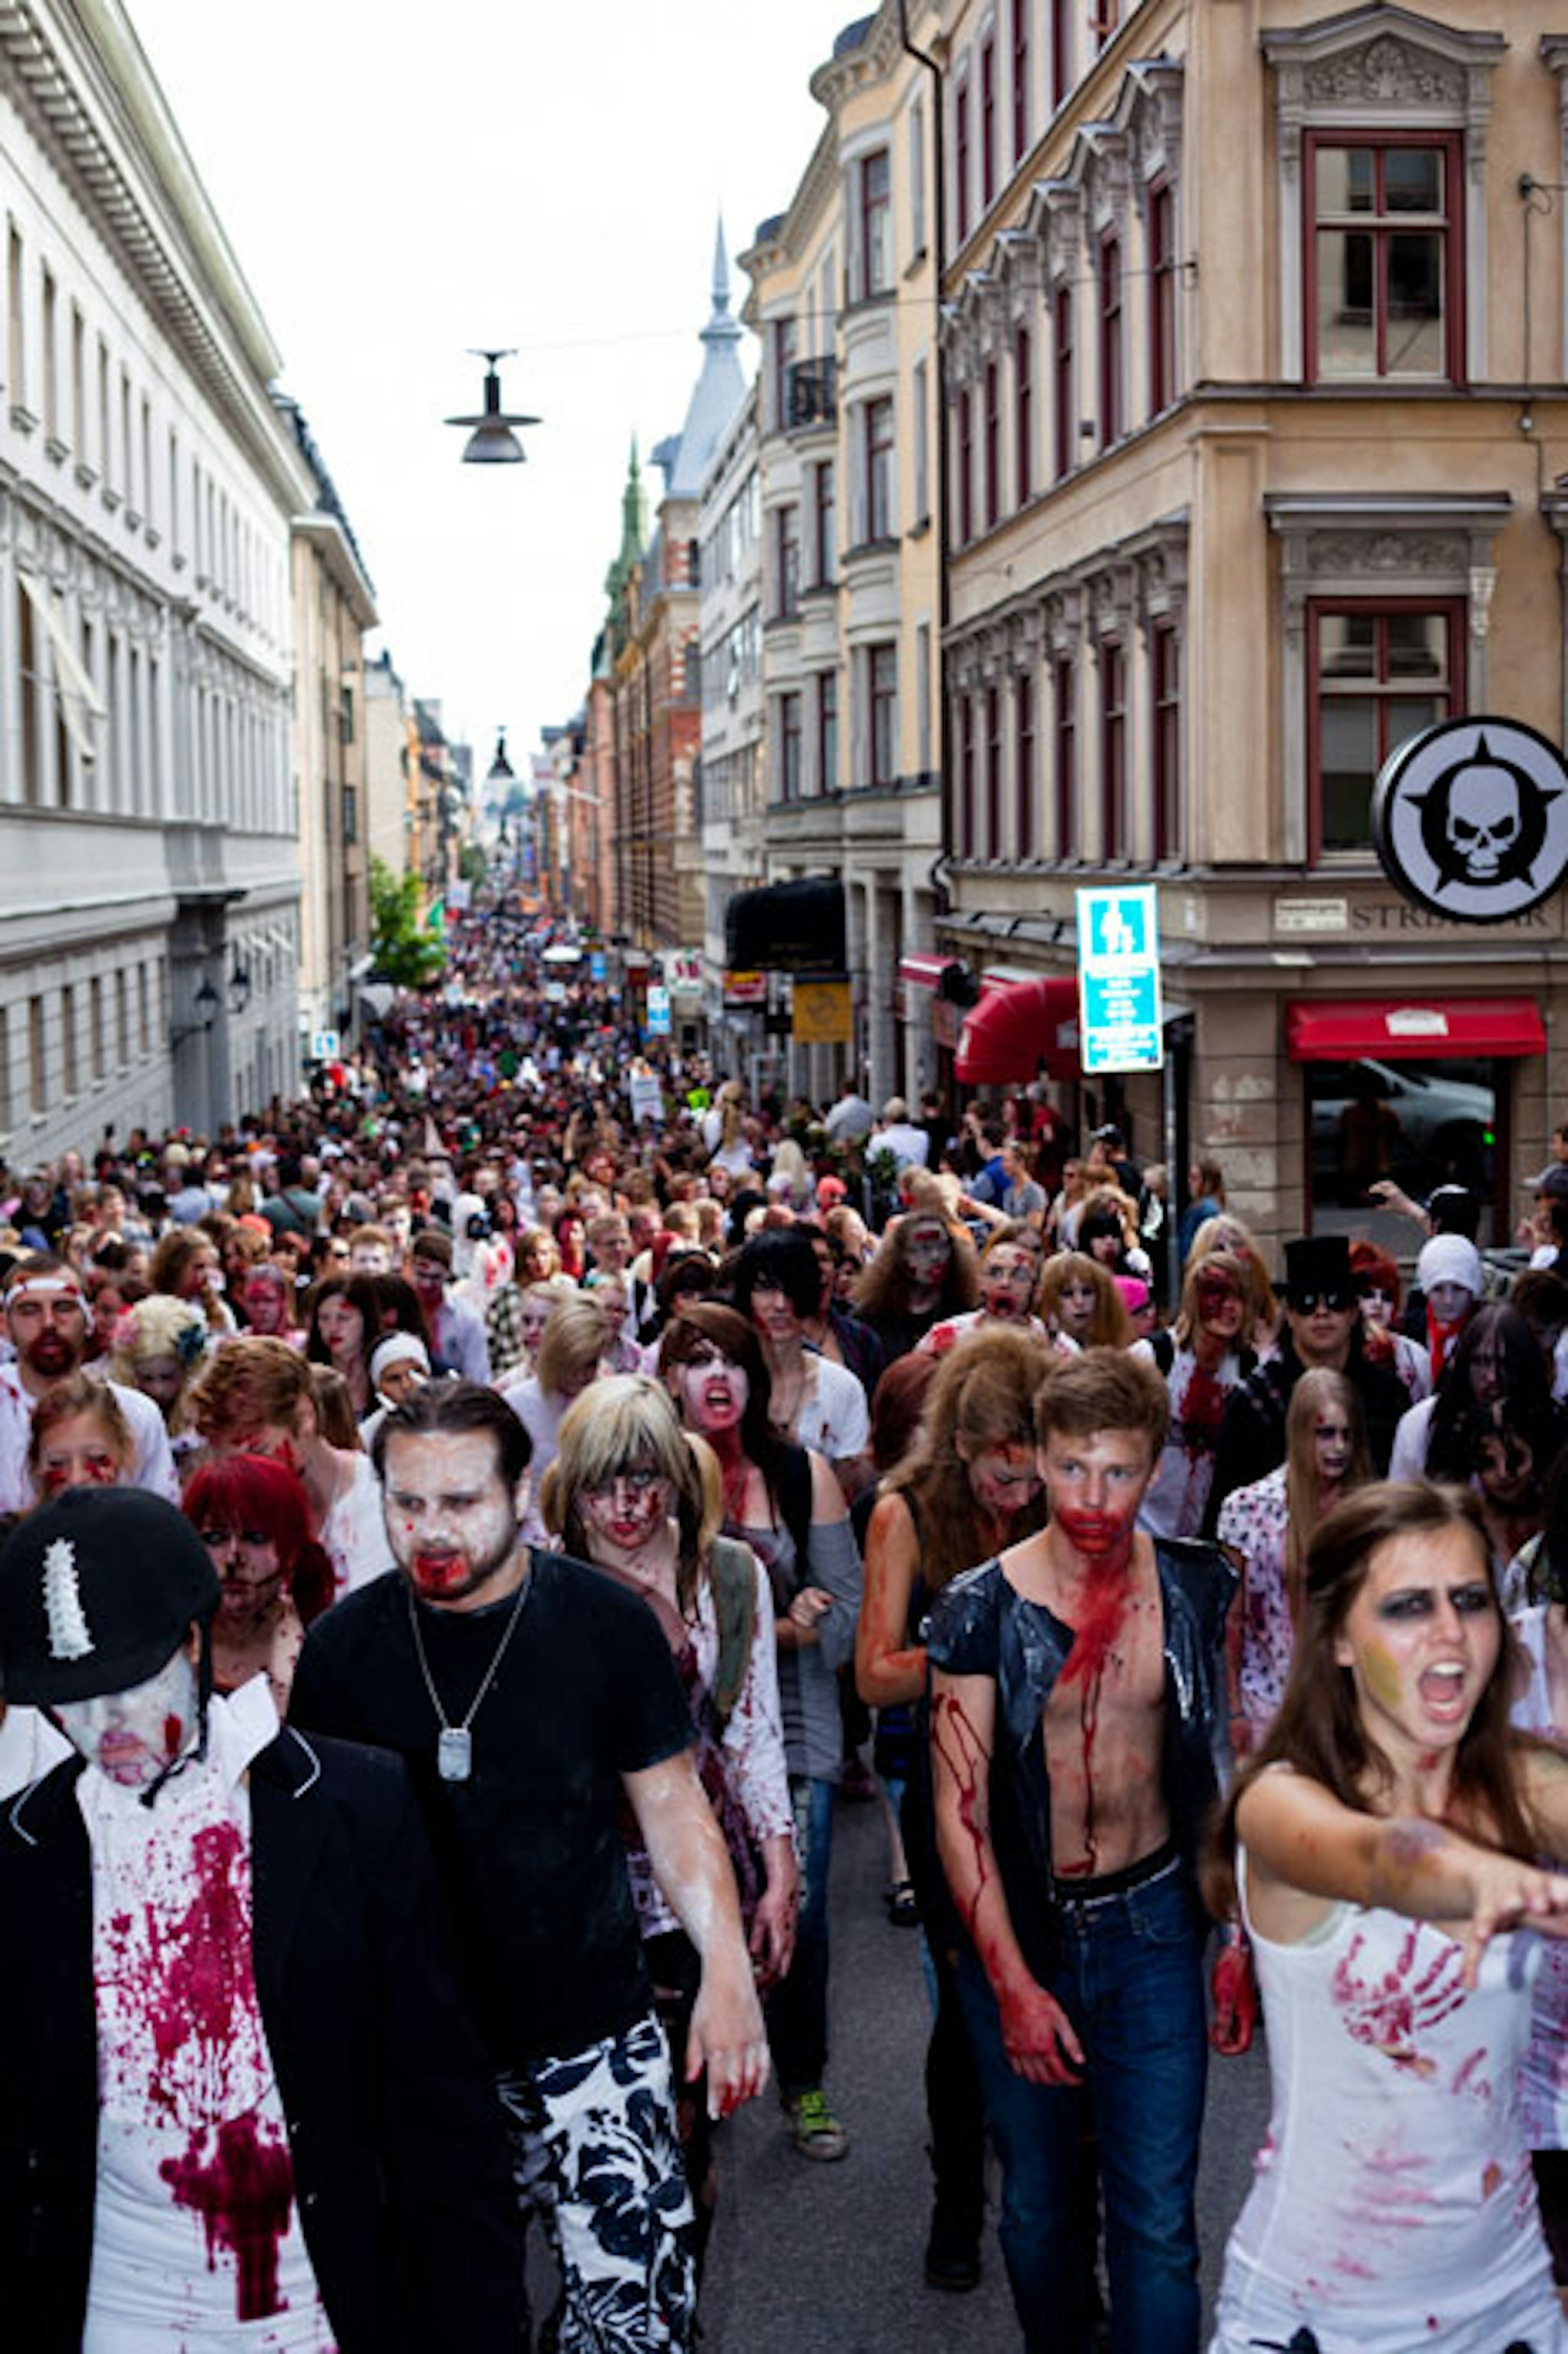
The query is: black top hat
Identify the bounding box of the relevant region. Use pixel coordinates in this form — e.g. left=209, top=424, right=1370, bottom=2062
left=0, top=1488, right=220, bottom=1706
left=1281, top=1233, right=1354, bottom=1304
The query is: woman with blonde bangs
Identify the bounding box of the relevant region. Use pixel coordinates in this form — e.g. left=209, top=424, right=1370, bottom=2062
left=514, top=1226, right=562, bottom=1287
left=1187, top=1215, right=1282, bottom=1358
left=857, top=1325, right=1055, bottom=2291
left=1218, top=1365, right=1372, bottom=1752
left=1038, top=1251, right=1130, bottom=1351
left=542, top=1374, right=796, bottom=2278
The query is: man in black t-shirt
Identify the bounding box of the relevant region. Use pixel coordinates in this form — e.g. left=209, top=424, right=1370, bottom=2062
left=290, top=1382, right=766, bottom=2354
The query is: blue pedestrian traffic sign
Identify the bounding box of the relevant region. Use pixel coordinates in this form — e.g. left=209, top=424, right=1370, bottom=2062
left=1075, top=886, right=1164, bottom=1073
left=645, top=985, right=672, bottom=1038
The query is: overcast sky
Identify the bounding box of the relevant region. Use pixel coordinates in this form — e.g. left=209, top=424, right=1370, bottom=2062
left=126, top=0, right=859, bottom=767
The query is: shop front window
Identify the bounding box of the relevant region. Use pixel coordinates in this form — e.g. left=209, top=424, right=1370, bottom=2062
left=1307, top=1054, right=1498, bottom=1239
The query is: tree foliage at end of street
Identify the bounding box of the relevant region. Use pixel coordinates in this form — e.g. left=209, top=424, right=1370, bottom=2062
left=370, top=856, right=445, bottom=988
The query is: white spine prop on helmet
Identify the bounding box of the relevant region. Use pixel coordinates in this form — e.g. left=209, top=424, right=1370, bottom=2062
left=43, top=1537, right=94, bottom=1661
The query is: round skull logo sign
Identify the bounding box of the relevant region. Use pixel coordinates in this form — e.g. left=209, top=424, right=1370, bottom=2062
left=1372, top=717, right=1568, bottom=924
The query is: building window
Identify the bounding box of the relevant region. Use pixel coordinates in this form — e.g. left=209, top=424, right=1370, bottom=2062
left=40, top=265, right=57, bottom=441
left=954, top=77, right=971, bottom=247
left=16, top=578, right=39, bottom=805
left=780, top=693, right=802, bottom=802
left=1012, top=0, right=1030, bottom=163
left=959, top=692, right=976, bottom=853
left=772, top=314, right=797, bottom=431
left=817, top=670, right=838, bottom=793
left=985, top=685, right=1002, bottom=857
left=137, top=965, right=149, bottom=1057
left=1098, top=233, right=1123, bottom=448
left=1310, top=600, right=1461, bottom=855
left=813, top=461, right=835, bottom=586
left=1100, top=640, right=1127, bottom=858
left=861, top=148, right=891, bottom=296
left=869, top=644, right=898, bottom=787
left=866, top=396, right=895, bottom=542
left=775, top=503, right=800, bottom=618
left=1309, top=135, right=1459, bottom=384
left=1152, top=621, right=1181, bottom=860
left=1016, top=671, right=1036, bottom=858
left=917, top=621, right=933, bottom=774
left=1053, top=283, right=1074, bottom=481
left=90, top=976, right=104, bottom=1080
left=913, top=356, right=930, bottom=524
left=982, top=360, right=1000, bottom=531
left=1050, top=2, right=1069, bottom=111
left=1015, top=327, right=1033, bottom=506
left=1054, top=656, right=1077, bottom=857
left=28, top=996, right=45, bottom=1112
left=980, top=36, right=997, bottom=213
left=60, top=983, right=77, bottom=1097
left=7, top=224, right=24, bottom=410
left=1092, top=0, right=1118, bottom=53
left=1149, top=182, right=1177, bottom=415
left=343, top=783, right=359, bottom=844
left=910, top=95, right=927, bottom=253
left=957, top=388, right=974, bottom=542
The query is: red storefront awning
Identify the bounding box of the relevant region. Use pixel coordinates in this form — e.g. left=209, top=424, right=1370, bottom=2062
left=898, top=954, right=961, bottom=991
left=1286, top=996, right=1546, bottom=1063
left=956, top=975, right=1080, bottom=1084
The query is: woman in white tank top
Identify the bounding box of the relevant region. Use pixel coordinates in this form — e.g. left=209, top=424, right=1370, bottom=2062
left=1207, top=1480, right=1568, bottom=2353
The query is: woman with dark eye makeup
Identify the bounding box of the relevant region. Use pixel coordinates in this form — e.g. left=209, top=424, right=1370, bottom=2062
left=1208, top=1480, right=1568, bottom=2352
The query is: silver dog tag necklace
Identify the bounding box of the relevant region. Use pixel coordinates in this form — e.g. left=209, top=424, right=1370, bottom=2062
left=407, top=1565, right=531, bottom=1783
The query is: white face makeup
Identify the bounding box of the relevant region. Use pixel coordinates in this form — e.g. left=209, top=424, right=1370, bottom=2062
left=56, top=1646, right=198, bottom=1790
left=1427, top=1281, right=1474, bottom=1327
left=903, top=1220, right=951, bottom=1286
left=673, top=1341, right=749, bottom=1434
left=979, top=1247, right=1038, bottom=1320
left=382, top=1429, right=523, bottom=1608
left=1314, top=1410, right=1355, bottom=1485
left=350, top=1244, right=391, bottom=1275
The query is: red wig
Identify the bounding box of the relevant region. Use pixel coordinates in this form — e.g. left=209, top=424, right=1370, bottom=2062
left=183, top=1451, right=334, bottom=1625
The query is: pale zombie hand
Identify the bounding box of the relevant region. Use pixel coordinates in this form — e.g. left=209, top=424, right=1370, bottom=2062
left=1331, top=1924, right=1465, bottom=2075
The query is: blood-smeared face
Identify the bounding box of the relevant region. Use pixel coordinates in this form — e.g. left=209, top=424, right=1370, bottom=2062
left=577, top=1464, right=673, bottom=1560
left=1195, top=1275, right=1244, bottom=1343
left=198, top=1523, right=288, bottom=1628
left=383, top=1428, right=523, bottom=1609
left=1039, top=1425, right=1154, bottom=1569
left=1334, top=1525, right=1498, bottom=1754
left=7, top=1287, right=87, bottom=1381
left=671, top=1340, right=749, bottom=1435
left=962, top=1438, right=1042, bottom=1518
left=243, top=1273, right=291, bottom=1335
left=979, top=1246, right=1039, bottom=1322
left=902, top=1219, right=951, bottom=1288
left=35, top=1411, right=126, bottom=1496
left=55, top=1643, right=198, bottom=1790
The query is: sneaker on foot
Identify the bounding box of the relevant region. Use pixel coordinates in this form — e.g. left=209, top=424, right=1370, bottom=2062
left=786, top=2088, right=849, bottom=2161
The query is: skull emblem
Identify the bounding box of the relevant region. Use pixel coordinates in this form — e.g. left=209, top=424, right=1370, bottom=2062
left=1445, top=760, right=1522, bottom=881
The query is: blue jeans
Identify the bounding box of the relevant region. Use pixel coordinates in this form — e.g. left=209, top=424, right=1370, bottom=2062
left=765, top=1774, right=835, bottom=2096
left=956, top=1863, right=1207, bottom=2354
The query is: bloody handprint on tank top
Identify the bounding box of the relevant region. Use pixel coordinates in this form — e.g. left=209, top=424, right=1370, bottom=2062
left=1331, top=1923, right=1467, bottom=2075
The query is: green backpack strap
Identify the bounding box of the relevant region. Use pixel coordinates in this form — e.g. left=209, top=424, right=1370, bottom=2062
left=708, top=1536, right=758, bottom=1732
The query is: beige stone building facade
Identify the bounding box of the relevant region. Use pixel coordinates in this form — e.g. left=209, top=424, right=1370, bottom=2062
left=741, top=7, right=945, bottom=1106
left=935, top=0, right=1568, bottom=1253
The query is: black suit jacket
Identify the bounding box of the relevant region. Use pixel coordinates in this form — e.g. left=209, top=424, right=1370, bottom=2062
left=0, top=1725, right=525, bottom=2351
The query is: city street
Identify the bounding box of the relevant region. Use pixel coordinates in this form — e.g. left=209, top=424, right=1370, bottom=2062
left=699, top=1786, right=1270, bottom=2352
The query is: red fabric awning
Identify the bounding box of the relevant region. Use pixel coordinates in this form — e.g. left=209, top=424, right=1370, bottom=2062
left=1286, top=996, right=1546, bottom=1063
left=956, top=975, right=1080, bottom=1084
left=898, top=954, right=961, bottom=991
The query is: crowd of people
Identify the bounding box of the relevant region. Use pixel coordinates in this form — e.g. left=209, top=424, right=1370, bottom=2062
left=3, top=898, right=1568, bottom=2349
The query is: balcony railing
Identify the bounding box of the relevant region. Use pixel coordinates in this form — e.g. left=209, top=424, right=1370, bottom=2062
left=784, top=357, right=837, bottom=432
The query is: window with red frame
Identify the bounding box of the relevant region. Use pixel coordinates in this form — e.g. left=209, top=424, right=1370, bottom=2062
left=1152, top=621, right=1181, bottom=859
left=1149, top=182, right=1177, bottom=415
left=982, top=359, right=1000, bottom=531
left=1049, top=1, right=1069, bottom=111
left=861, top=149, right=891, bottom=298
left=817, top=669, right=838, bottom=793
left=1311, top=600, right=1461, bottom=854
left=1100, top=639, right=1127, bottom=857
left=869, top=643, right=898, bottom=787
left=1054, top=655, right=1077, bottom=856
left=812, top=461, right=835, bottom=586
left=985, top=684, right=1002, bottom=855
left=959, top=691, right=976, bottom=852
left=1053, top=282, right=1074, bottom=481
left=1091, top=0, right=1118, bottom=52
left=776, top=503, right=800, bottom=618
left=1012, top=0, right=1029, bottom=162
left=866, top=397, right=895, bottom=542
left=1015, top=326, right=1033, bottom=506
left=955, top=78, right=971, bottom=246
left=980, top=37, right=997, bottom=214
left=1098, top=233, right=1123, bottom=449
left=1016, top=671, right=1036, bottom=858
left=957, top=387, right=974, bottom=542
left=1308, top=134, right=1460, bottom=384
left=779, top=692, right=802, bottom=802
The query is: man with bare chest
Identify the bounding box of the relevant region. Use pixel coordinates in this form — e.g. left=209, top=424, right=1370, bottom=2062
left=928, top=1350, right=1236, bottom=2353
